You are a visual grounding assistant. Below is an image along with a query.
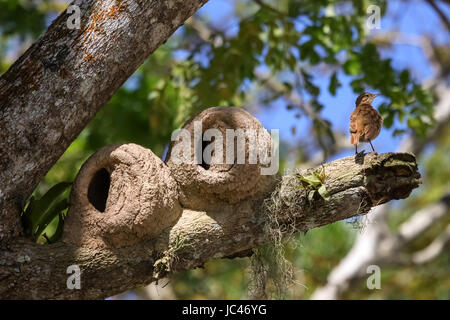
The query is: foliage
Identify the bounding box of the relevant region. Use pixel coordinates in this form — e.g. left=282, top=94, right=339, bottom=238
left=21, top=182, right=71, bottom=243
left=0, top=0, right=46, bottom=37
left=179, top=0, right=434, bottom=147
left=296, top=166, right=330, bottom=202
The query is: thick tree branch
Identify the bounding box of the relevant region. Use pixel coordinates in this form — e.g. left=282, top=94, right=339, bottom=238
left=0, top=152, right=420, bottom=299
left=0, top=0, right=209, bottom=243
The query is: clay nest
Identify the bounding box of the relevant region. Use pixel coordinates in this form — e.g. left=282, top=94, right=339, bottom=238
left=62, top=143, right=182, bottom=249
left=63, top=107, right=280, bottom=248
left=165, top=107, right=279, bottom=211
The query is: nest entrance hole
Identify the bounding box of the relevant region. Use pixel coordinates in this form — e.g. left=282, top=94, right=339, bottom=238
left=87, top=168, right=110, bottom=212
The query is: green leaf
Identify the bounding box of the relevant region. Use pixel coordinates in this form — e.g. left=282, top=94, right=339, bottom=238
left=328, top=71, right=340, bottom=95
left=32, top=181, right=70, bottom=212
left=317, top=184, right=331, bottom=201
left=399, top=69, right=410, bottom=87
left=319, top=166, right=326, bottom=183
left=22, top=182, right=71, bottom=239
left=383, top=112, right=394, bottom=129
left=397, top=109, right=405, bottom=123
left=349, top=78, right=364, bottom=92
left=50, top=213, right=66, bottom=243
left=299, top=174, right=322, bottom=188
left=343, top=58, right=361, bottom=75
left=308, top=190, right=316, bottom=203
left=33, top=198, right=69, bottom=242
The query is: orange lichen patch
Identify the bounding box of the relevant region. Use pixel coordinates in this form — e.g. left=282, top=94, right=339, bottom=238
left=81, top=3, right=123, bottom=43
left=79, top=7, right=108, bottom=53
left=108, top=4, right=125, bottom=18
left=92, top=8, right=107, bottom=24
left=84, top=9, right=107, bottom=35
left=83, top=53, right=102, bottom=62
left=77, top=2, right=125, bottom=60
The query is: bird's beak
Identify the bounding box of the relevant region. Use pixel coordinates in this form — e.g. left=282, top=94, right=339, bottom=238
left=373, top=94, right=381, bottom=98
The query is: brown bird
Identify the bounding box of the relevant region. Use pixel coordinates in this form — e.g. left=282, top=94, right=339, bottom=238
left=349, top=92, right=382, bottom=154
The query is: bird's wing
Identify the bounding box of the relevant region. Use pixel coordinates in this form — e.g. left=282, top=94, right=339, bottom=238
left=362, top=108, right=382, bottom=140
left=349, top=110, right=358, bottom=133
left=349, top=109, right=361, bottom=144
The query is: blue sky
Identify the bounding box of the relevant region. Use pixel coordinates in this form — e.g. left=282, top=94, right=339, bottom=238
left=193, top=0, right=448, bottom=159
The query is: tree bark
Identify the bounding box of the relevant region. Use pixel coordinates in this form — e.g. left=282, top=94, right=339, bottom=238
left=0, top=152, right=420, bottom=299
left=0, top=0, right=209, bottom=243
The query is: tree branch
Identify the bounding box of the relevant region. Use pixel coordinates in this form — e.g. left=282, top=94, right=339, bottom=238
left=0, top=0, right=210, bottom=243
left=424, top=0, right=450, bottom=31
left=412, top=224, right=450, bottom=264
left=0, top=151, right=420, bottom=299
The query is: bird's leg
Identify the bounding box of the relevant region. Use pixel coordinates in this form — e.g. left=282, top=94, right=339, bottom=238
left=368, top=140, right=375, bottom=152
left=355, top=144, right=358, bottom=155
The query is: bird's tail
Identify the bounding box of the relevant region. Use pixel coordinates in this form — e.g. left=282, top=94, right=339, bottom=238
left=351, top=132, right=359, bottom=145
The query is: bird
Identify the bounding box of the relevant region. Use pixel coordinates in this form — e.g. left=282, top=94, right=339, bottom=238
left=349, top=92, right=382, bottom=154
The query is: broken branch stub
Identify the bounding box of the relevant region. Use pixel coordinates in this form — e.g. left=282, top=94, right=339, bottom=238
left=165, top=107, right=279, bottom=211
left=62, top=143, right=182, bottom=248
